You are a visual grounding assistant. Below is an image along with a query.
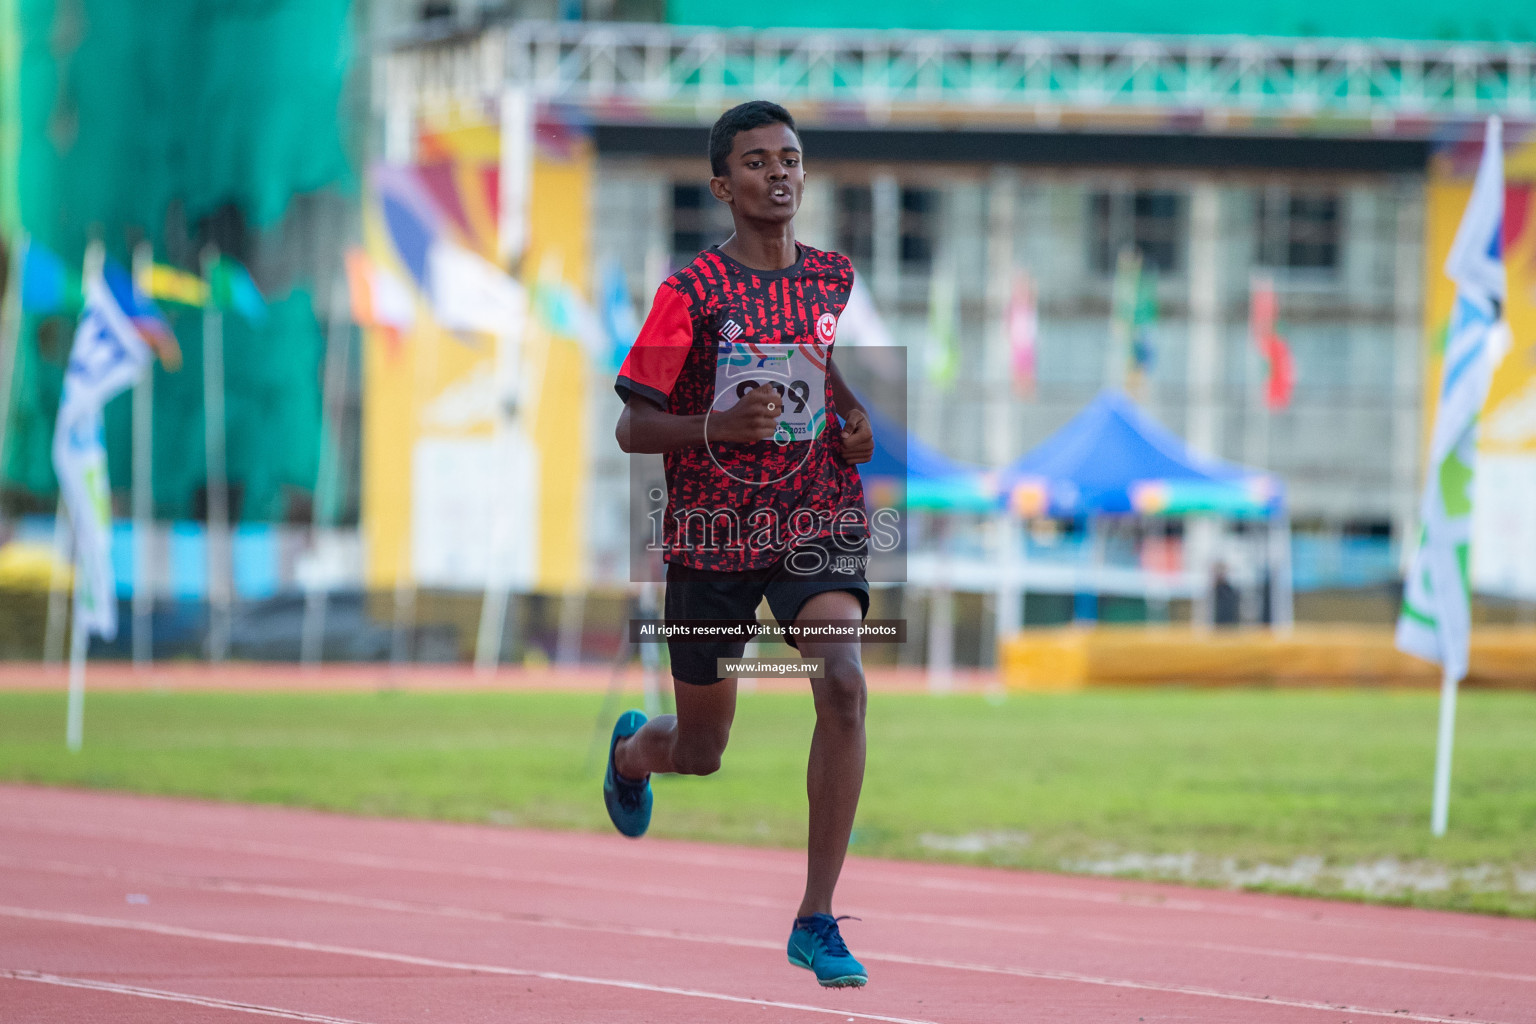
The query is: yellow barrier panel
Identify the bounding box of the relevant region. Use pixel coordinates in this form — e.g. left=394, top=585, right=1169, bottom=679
left=999, top=626, right=1536, bottom=691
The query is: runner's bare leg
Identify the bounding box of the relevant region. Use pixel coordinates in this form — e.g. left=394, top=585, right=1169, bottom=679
left=615, top=676, right=738, bottom=778
left=792, top=588, right=867, bottom=918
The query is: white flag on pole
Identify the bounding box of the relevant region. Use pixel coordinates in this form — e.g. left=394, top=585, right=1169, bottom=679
left=52, top=266, right=155, bottom=640
left=835, top=278, right=895, bottom=349
left=1395, top=117, right=1511, bottom=681
left=427, top=242, right=527, bottom=336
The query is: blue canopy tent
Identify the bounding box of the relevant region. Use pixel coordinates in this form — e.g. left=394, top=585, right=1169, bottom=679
left=993, top=390, right=1292, bottom=630
left=856, top=402, right=997, bottom=513
left=854, top=401, right=996, bottom=689
left=997, top=390, right=1284, bottom=518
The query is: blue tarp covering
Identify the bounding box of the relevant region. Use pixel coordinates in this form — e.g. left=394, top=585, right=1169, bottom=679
left=858, top=402, right=977, bottom=483
left=852, top=391, right=1283, bottom=516
left=856, top=403, right=1000, bottom=511
left=998, top=390, right=1284, bottom=516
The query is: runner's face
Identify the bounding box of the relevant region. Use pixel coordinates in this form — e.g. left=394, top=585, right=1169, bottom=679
left=716, top=123, right=802, bottom=224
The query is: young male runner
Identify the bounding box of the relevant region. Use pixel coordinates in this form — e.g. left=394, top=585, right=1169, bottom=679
left=607, top=100, right=877, bottom=988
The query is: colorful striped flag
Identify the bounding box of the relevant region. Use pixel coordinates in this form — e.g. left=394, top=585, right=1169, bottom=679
left=344, top=249, right=415, bottom=336
left=113, top=262, right=181, bottom=371
left=1112, top=248, right=1158, bottom=390
left=1132, top=270, right=1157, bottom=378
left=926, top=262, right=958, bottom=388
left=1008, top=270, right=1038, bottom=398
left=135, top=260, right=209, bottom=308
left=1249, top=276, right=1296, bottom=410
left=598, top=259, right=639, bottom=374
left=209, top=257, right=267, bottom=322
left=19, top=241, right=83, bottom=314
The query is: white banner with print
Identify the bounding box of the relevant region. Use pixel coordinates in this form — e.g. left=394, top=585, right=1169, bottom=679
left=52, top=271, right=154, bottom=640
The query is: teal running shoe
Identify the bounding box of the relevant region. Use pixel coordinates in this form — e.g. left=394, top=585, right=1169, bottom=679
left=787, top=914, right=867, bottom=988
left=603, top=710, right=652, bottom=838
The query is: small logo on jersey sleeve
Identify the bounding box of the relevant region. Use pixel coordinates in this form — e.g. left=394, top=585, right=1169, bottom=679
left=721, top=319, right=744, bottom=342
left=815, top=312, right=837, bottom=343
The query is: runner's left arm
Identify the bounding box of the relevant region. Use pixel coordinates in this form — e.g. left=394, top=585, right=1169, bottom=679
left=828, top=357, right=874, bottom=464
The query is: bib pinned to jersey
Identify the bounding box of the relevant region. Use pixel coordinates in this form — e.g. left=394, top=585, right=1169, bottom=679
left=713, top=342, right=829, bottom=446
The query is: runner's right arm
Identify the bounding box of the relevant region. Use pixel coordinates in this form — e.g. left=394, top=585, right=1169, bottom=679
left=614, top=283, right=780, bottom=454
left=617, top=386, right=780, bottom=454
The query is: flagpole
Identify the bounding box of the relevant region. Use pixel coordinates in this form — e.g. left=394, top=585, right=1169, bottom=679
left=1247, top=272, right=1272, bottom=472
left=65, top=592, right=87, bottom=750
left=1250, top=272, right=1276, bottom=631
left=1431, top=666, right=1459, bottom=836
left=986, top=171, right=1019, bottom=659
left=474, top=317, right=526, bottom=675
left=474, top=310, right=516, bottom=674
left=390, top=315, right=436, bottom=675
left=927, top=517, right=954, bottom=695
left=986, top=168, right=1015, bottom=469
left=64, top=601, right=87, bottom=752
left=475, top=255, right=541, bottom=676
left=64, top=239, right=105, bottom=750
left=302, top=278, right=350, bottom=667
left=1186, top=182, right=1223, bottom=631
left=43, top=495, right=69, bottom=664
left=131, top=242, right=155, bottom=669
left=1107, top=246, right=1136, bottom=392
left=201, top=245, right=232, bottom=662
left=0, top=231, right=26, bottom=512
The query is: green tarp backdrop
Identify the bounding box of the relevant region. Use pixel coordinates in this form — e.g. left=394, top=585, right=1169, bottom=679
left=3, top=0, right=356, bottom=522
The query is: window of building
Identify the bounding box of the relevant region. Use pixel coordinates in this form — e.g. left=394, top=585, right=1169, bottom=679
left=670, top=183, right=733, bottom=267
left=899, top=187, right=937, bottom=274
left=833, top=183, right=937, bottom=276
left=1088, top=189, right=1185, bottom=274
left=1256, top=190, right=1340, bottom=272
left=834, top=185, right=874, bottom=268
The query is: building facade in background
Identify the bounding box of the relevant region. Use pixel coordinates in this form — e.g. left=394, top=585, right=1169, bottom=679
left=4, top=1, right=1530, bottom=625
left=381, top=1, right=1533, bottom=599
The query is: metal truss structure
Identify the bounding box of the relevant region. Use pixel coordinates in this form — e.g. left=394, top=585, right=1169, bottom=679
left=388, top=21, right=1535, bottom=137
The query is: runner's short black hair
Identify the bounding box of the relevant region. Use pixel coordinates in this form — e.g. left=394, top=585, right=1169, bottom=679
left=709, top=101, right=798, bottom=177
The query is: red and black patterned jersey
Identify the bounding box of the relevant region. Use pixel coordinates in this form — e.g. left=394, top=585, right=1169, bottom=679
left=615, top=244, right=868, bottom=572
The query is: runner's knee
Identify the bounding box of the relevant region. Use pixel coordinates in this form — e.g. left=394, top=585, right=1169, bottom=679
left=815, top=657, right=866, bottom=730
left=673, top=726, right=730, bottom=776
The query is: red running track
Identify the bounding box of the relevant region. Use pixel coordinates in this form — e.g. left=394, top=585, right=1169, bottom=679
left=2, top=785, right=1533, bottom=1024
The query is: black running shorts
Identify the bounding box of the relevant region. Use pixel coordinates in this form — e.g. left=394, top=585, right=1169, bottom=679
left=662, top=536, right=870, bottom=686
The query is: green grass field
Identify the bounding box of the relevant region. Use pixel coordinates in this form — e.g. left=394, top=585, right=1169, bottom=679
left=1, top=687, right=1532, bottom=917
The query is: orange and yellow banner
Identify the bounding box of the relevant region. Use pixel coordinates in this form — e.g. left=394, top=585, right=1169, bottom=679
left=360, top=107, right=595, bottom=595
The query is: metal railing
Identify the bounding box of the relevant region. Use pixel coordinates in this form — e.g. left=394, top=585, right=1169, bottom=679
left=386, top=22, right=1536, bottom=135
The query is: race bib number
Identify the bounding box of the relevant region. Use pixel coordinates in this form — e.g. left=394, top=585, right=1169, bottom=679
left=713, top=342, right=828, bottom=445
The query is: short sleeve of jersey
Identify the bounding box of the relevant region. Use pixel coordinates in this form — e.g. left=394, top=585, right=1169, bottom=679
left=614, top=284, right=693, bottom=408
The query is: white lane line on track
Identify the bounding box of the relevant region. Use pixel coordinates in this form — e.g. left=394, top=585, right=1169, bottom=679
left=290, top=818, right=1502, bottom=937
left=880, top=908, right=1536, bottom=985
left=0, top=906, right=941, bottom=1024
left=0, top=887, right=1518, bottom=1024
left=0, top=816, right=786, bottom=909
left=9, top=814, right=1534, bottom=948
left=0, top=969, right=377, bottom=1023
left=8, top=853, right=1535, bottom=988
left=314, top=823, right=1536, bottom=955
left=845, top=951, right=1505, bottom=1024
